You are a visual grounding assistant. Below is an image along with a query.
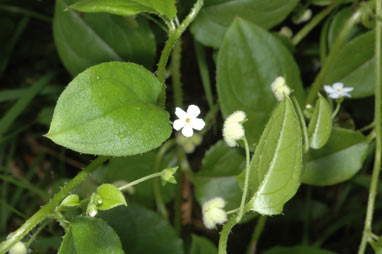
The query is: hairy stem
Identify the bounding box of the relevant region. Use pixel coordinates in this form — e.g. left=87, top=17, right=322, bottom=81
left=218, top=216, right=237, bottom=254
left=237, top=137, right=251, bottom=223
left=358, top=1, right=382, bottom=253
left=0, top=156, right=108, bottom=254
left=171, top=39, right=183, bottom=108
left=119, top=172, right=163, bottom=192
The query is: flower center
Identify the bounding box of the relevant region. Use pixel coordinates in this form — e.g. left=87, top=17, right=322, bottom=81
left=336, top=88, right=343, bottom=93
left=185, top=118, right=191, bottom=124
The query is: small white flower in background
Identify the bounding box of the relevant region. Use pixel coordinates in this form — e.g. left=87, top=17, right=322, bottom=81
left=324, top=82, right=353, bottom=99
left=176, top=133, right=202, bottom=153
left=279, top=26, right=293, bottom=39
left=202, top=197, right=227, bottom=229
left=9, top=242, right=27, bottom=254
left=173, top=105, right=205, bottom=137
left=223, top=111, right=247, bottom=147
left=271, top=76, right=291, bottom=101
left=294, top=9, right=312, bottom=24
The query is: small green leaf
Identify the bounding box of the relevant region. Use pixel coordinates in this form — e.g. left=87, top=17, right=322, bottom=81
left=190, top=235, right=217, bottom=254
left=193, top=140, right=245, bottom=210
left=371, top=237, right=382, bottom=254
left=47, top=62, right=172, bottom=156
left=58, top=216, right=124, bottom=254
left=96, top=184, right=127, bottom=211
left=100, top=204, right=184, bottom=254
left=303, top=128, right=369, bottom=186
left=265, top=245, right=336, bottom=254
left=217, top=19, right=304, bottom=146
left=308, top=93, right=332, bottom=149
left=247, top=97, right=303, bottom=215
left=54, top=0, right=156, bottom=76
left=69, top=0, right=177, bottom=20
left=60, top=194, right=80, bottom=207
left=323, top=31, right=375, bottom=98
left=191, top=0, right=299, bottom=48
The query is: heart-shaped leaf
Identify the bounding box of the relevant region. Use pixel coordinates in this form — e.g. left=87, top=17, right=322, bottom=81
left=308, top=93, right=332, bottom=149
left=191, top=0, right=299, bottom=48
left=47, top=62, right=172, bottom=156
left=247, top=97, right=303, bottom=215
left=96, top=184, right=127, bottom=210
left=59, top=216, right=124, bottom=254
left=303, top=128, right=369, bottom=186
left=217, top=18, right=304, bottom=146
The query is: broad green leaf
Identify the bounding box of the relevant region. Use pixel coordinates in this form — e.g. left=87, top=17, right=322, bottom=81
left=58, top=216, right=124, bottom=254
left=100, top=204, right=184, bottom=254
left=371, top=238, right=382, bottom=254
left=217, top=19, right=304, bottom=146
left=323, top=31, right=375, bottom=98
left=69, top=0, right=177, bottom=20
left=190, top=235, right=217, bottom=254
left=96, top=184, right=127, bottom=210
left=303, top=128, right=369, bottom=186
left=308, top=94, right=332, bottom=149
left=248, top=98, right=302, bottom=215
left=53, top=0, right=156, bottom=76
left=191, top=0, right=299, bottom=48
left=47, top=62, right=172, bottom=156
left=60, top=194, right=80, bottom=207
left=265, top=245, right=336, bottom=254
left=193, top=140, right=245, bottom=210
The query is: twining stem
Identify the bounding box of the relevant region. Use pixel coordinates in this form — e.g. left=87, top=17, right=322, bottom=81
left=171, top=39, right=184, bottom=108
left=358, top=0, right=382, bottom=253
left=246, top=216, right=267, bottom=254
left=156, top=0, right=204, bottom=107
left=292, top=1, right=339, bottom=46
left=0, top=156, right=108, bottom=254
left=306, top=9, right=362, bottom=105
left=237, top=137, right=251, bottom=223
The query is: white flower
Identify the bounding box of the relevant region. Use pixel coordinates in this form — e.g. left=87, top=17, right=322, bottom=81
left=294, top=9, right=312, bottom=24
left=271, top=77, right=291, bottom=101
left=324, top=82, right=353, bottom=99
left=202, top=197, right=227, bottom=229
left=223, top=111, right=247, bottom=147
left=173, top=105, right=205, bottom=137
left=9, top=242, right=27, bottom=254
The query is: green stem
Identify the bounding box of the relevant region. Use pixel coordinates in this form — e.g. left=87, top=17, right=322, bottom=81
left=292, top=96, right=309, bottom=153
left=358, top=1, right=382, bottom=253
left=237, top=137, right=251, bottom=223
left=0, top=156, right=108, bottom=254
left=218, top=216, right=237, bottom=254
left=26, top=220, right=49, bottom=248
left=119, top=172, right=163, bottom=192
left=331, top=100, right=342, bottom=119
left=292, top=2, right=339, bottom=46
left=0, top=4, right=51, bottom=22
left=306, top=9, right=362, bottom=105
left=171, top=39, right=183, bottom=108
left=156, top=0, right=204, bottom=107
left=153, top=139, right=176, bottom=219
left=246, top=216, right=267, bottom=254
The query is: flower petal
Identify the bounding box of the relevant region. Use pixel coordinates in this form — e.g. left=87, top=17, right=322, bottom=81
left=329, top=93, right=340, bottom=99
left=173, top=119, right=185, bottom=131
left=343, top=87, right=354, bottom=92
left=187, top=105, right=201, bottom=118
left=182, top=125, right=194, bottom=137
left=324, top=85, right=334, bottom=93
left=175, top=107, right=187, bottom=119
left=343, top=92, right=352, bottom=98
left=333, top=82, right=344, bottom=89
left=191, top=118, right=205, bottom=131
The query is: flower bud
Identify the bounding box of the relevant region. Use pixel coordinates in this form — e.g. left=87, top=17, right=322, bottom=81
left=9, top=242, right=27, bottom=254
left=223, top=111, right=247, bottom=147
left=202, top=197, right=227, bottom=229
left=87, top=203, right=98, bottom=217
left=161, top=167, right=178, bottom=186
left=271, top=77, right=291, bottom=101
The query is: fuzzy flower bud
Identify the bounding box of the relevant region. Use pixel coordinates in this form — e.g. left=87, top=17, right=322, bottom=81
left=202, top=197, right=227, bottom=229
left=9, top=242, right=27, bottom=254
left=223, top=111, right=247, bottom=147
left=271, top=77, right=291, bottom=101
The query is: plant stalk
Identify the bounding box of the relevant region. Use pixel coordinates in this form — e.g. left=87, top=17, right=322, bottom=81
left=237, top=137, right=251, bottom=223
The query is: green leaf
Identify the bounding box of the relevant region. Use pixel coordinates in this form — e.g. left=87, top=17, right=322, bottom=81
left=217, top=19, right=304, bottom=146
left=265, top=245, right=336, bottom=254
left=69, top=0, right=177, bottom=20
left=308, top=93, right=332, bottom=149
left=190, top=235, right=217, bottom=254
left=323, top=31, right=375, bottom=98
left=96, top=184, right=127, bottom=210
left=58, top=216, right=124, bottom=254
left=247, top=98, right=303, bottom=215
left=100, top=204, right=184, bottom=254
left=53, top=0, right=156, bottom=76
left=303, top=128, right=369, bottom=186
left=47, top=62, right=172, bottom=156
left=371, top=238, right=382, bottom=254
left=60, top=194, right=80, bottom=207
left=191, top=0, right=299, bottom=48
left=193, top=140, right=245, bottom=210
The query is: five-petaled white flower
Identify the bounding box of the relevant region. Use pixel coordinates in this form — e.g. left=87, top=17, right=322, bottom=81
left=173, top=105, right=205, bottom=137
left=202, top=197, right=227, bottom=229
left=324, top=82, right=353, bottom=99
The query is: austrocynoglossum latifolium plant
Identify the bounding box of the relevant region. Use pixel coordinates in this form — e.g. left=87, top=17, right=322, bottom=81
left=0, top=0, right=381, bottom=253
